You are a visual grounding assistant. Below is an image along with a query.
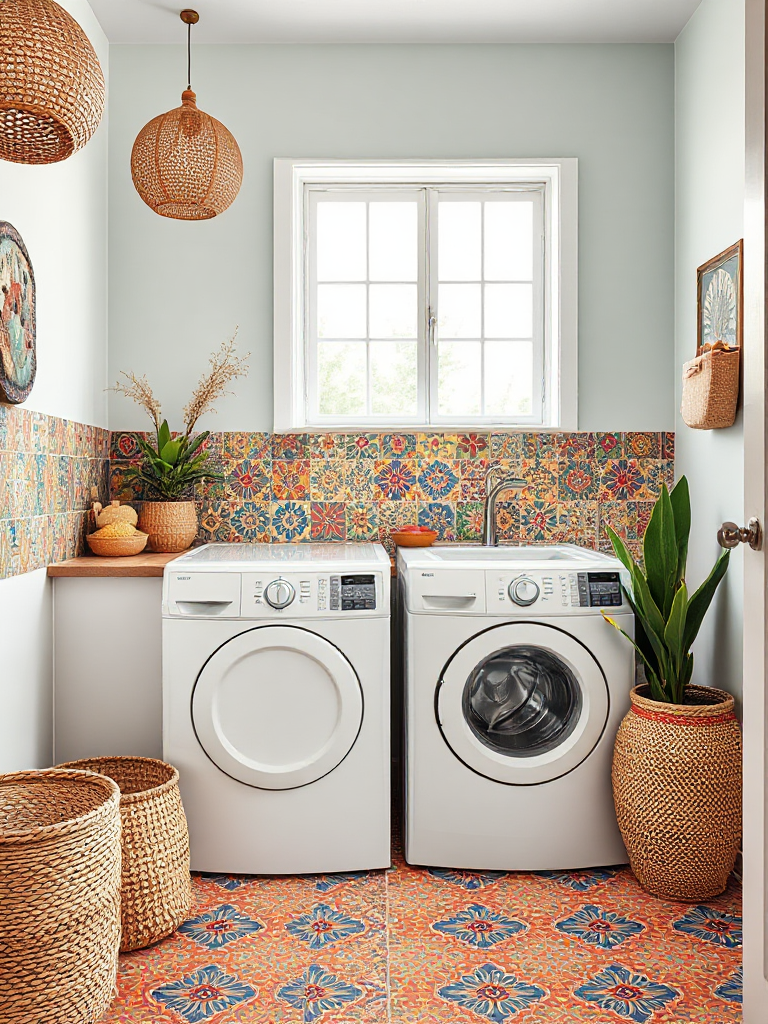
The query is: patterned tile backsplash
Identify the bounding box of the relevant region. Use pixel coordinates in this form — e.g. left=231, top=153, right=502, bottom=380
left=0, top=415, right=674, bottom=580
left=0, top=405, right=111, bottom=580
left=110, top=429, right=674, bottom=560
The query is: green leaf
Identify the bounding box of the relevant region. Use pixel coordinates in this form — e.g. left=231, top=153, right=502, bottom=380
left=669, top=475, right=691, bottom=582
left=630, top=564, right=666, bottom=640
left=643, top=484, right=678, bottom=618
left=159, top=439, right=183, bottom=466
left=606, top=526, right=639, bottom=575
left=182, top=432, right=209, bottom=461
left=683, top=549, right=730, bottom=651
left=664, top=582, right=688, bottom=661
left=602, top=611, right=665, bottom=699
left=157, top=420, right=171, bottom=452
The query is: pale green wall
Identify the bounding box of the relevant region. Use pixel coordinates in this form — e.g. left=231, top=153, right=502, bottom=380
left=675, top=0, right=745, bottom=706
left=107, top=44, right=674, bottom=432
left=0, top=0, right=109, bottom=771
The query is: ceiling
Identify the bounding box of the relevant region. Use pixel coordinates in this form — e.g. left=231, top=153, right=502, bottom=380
left=87, top=0, right=703, bottom=45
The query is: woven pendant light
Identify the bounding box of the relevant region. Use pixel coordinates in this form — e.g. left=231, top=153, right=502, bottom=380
left=131, top=10, right=243, bottom=220
left=0, top=0, right=105, bottom=164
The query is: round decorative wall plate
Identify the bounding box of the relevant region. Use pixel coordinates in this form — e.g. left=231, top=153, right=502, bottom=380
left=0, top=221, right=36, bottom=403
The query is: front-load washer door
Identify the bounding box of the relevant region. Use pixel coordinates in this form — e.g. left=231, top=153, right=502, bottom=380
left=437, top=622, right=609, bottom=785
left=192, top=625, right=363, bottom=790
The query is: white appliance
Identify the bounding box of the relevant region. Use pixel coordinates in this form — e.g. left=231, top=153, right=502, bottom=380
left=399, top=544, right=634, bottom=871
left=163, top=542, right=391, bottom=875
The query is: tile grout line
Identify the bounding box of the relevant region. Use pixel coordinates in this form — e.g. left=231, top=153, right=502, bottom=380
left=384, top=863, right=392, bottom=1024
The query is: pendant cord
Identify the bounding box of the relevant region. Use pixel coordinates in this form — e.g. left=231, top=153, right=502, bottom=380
left=187, top=21, right=191, bottom=90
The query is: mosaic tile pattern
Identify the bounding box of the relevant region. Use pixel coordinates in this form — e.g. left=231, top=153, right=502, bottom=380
left=0, top=405, right=110, bottom=580
left=103, top=841, right=740, bottom=1023
left=109, top=431, right=674, bottom=557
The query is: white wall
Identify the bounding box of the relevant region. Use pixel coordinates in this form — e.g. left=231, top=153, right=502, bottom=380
left=107, top=43, right=675, bottom=433
left=675, top=0, right=745, bottom=706
left=0, top=0, right=109, bottom=771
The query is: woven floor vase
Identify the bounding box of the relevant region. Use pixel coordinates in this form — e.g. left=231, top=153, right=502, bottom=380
left=60, top=757, right=192, bottom=952
left=612, top=684, right=742, bottom=901
left=139, top=500, right=197, bottom=552
left=0, top=769, right=121, bottom=1023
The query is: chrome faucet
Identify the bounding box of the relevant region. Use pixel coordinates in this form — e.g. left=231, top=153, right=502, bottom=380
left=482, top=468, right=527, bottom=546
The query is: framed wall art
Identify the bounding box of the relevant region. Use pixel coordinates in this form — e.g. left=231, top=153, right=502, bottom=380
left=0, top=221, right=36, bottom=404
left=697, top=239, right=743, bottom=351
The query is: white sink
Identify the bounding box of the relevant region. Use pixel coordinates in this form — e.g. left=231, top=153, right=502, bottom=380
left=422, top=545, right=591, bottom=562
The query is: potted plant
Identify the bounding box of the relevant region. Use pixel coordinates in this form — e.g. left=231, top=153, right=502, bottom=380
left=603, top=476, right=741, bottom=900
left=112, top=333, right=248, bottom=552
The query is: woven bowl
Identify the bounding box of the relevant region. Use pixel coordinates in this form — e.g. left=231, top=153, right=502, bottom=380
left=391, top=530, right=438, bottom=548
left=86, top=531, right=149, bottom=557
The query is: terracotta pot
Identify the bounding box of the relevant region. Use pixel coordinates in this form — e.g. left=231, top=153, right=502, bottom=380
left=612, top=684, right=742, bottom=901
left=138, top=502, right=197, bottom=553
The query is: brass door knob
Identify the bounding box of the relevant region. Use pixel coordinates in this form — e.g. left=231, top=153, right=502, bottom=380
left=717, top=518, right=762, bottom=550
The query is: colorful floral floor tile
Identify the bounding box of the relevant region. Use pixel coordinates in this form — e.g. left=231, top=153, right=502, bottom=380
left=102, top=843, right=741, bottom=1023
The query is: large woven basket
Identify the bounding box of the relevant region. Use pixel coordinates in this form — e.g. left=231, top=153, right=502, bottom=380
left=139, top=500, right=197, bottom=552
left=612, top=685, right=742, bottom=900
left=60, top=757, right=192, bottom=951
left=681, top=346, right=740, bottom=429
left=0, top=769, right=121, bottom=1023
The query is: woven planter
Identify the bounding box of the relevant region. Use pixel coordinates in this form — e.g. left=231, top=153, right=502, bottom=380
left=139, top=501, right=197, bottom=552
left=612, top=685, right=742, bottom=901
left=0, top=769, right=121, bottom=1023
left=59, top=757, right=192, bottom=952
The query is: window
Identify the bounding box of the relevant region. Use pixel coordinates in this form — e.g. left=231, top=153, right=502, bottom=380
left=274, top=160, right=577, bottom=431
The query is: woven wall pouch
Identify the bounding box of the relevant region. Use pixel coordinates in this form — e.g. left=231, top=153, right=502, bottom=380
left=681, top=341, right=740, bottom=430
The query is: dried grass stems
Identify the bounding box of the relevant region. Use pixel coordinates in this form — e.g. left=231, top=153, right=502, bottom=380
left=182, top=329, right=250, bottom=436
left=110, top=372, right=163, bottom=434
left=110, top=329, right=249, bottom=439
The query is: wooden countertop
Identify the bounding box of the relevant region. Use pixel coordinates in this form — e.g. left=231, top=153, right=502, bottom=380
left=48, top=551, right=188, bottom=578
left=48, top=549, right=396, bottom=578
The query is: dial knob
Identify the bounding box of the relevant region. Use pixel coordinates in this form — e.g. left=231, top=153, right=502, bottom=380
left=509, top=576, right=540, bottom=607
left=265, top=579, right=295, bottom=609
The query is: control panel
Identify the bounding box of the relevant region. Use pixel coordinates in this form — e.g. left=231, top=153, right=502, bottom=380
left=241, top=572, right=381, bottom=618
left=569, top=571, right=623, bottom=607
left=486, top=570, right=625, bottom=612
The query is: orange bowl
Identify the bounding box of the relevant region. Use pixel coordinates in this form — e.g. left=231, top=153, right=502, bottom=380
left=391, top=529, right=438, bottom=548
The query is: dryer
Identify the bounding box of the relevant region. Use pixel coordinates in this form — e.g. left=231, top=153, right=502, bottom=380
left=399, top=544, right=634, bottom=871
left=163, top=542, right=390, bottom=875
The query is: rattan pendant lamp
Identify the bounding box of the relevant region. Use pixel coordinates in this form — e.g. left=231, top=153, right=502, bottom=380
left=131, top=9, right=243, bottom=220
left=0, top=0, right=105, bottom=164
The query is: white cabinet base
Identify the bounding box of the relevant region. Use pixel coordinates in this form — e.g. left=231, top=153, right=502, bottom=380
left=53, top=577, right=162, bottom=763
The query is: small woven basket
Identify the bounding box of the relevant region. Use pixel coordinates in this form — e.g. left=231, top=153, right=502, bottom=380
left=681, top=346, right=740, bottom=429
left=0, top=769, right=121, bottom=1023
left=612, top=685, right=742, bottom=901
left=59, top=757, right=192, bottom=951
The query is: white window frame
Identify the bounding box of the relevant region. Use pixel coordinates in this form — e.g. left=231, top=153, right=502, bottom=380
left=274, top=159, right=578, bottom=432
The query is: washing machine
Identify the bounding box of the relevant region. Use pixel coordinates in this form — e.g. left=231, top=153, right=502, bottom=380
left=399, top=544, right=634, bottom=871
left=163, top=542, right=391, bottom=875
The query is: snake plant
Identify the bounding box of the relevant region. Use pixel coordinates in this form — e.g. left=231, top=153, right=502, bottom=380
left=603, top=476, right=730, bottom=704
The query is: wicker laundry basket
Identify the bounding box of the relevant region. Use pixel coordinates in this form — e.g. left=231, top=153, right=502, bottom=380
left=0, top=768, right=121, bottom=1024
left=612, top=685, right=742, bottom=901
left=60, top=756, right=192, bottom=951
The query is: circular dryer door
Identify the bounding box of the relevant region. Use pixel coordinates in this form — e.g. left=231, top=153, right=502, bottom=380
left=192, top=625, right=363, bottom=790
left=437, top=622, right=609, bottom=785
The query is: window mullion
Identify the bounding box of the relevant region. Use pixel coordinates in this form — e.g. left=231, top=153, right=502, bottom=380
left=426, top=188, right=439, bottom=424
